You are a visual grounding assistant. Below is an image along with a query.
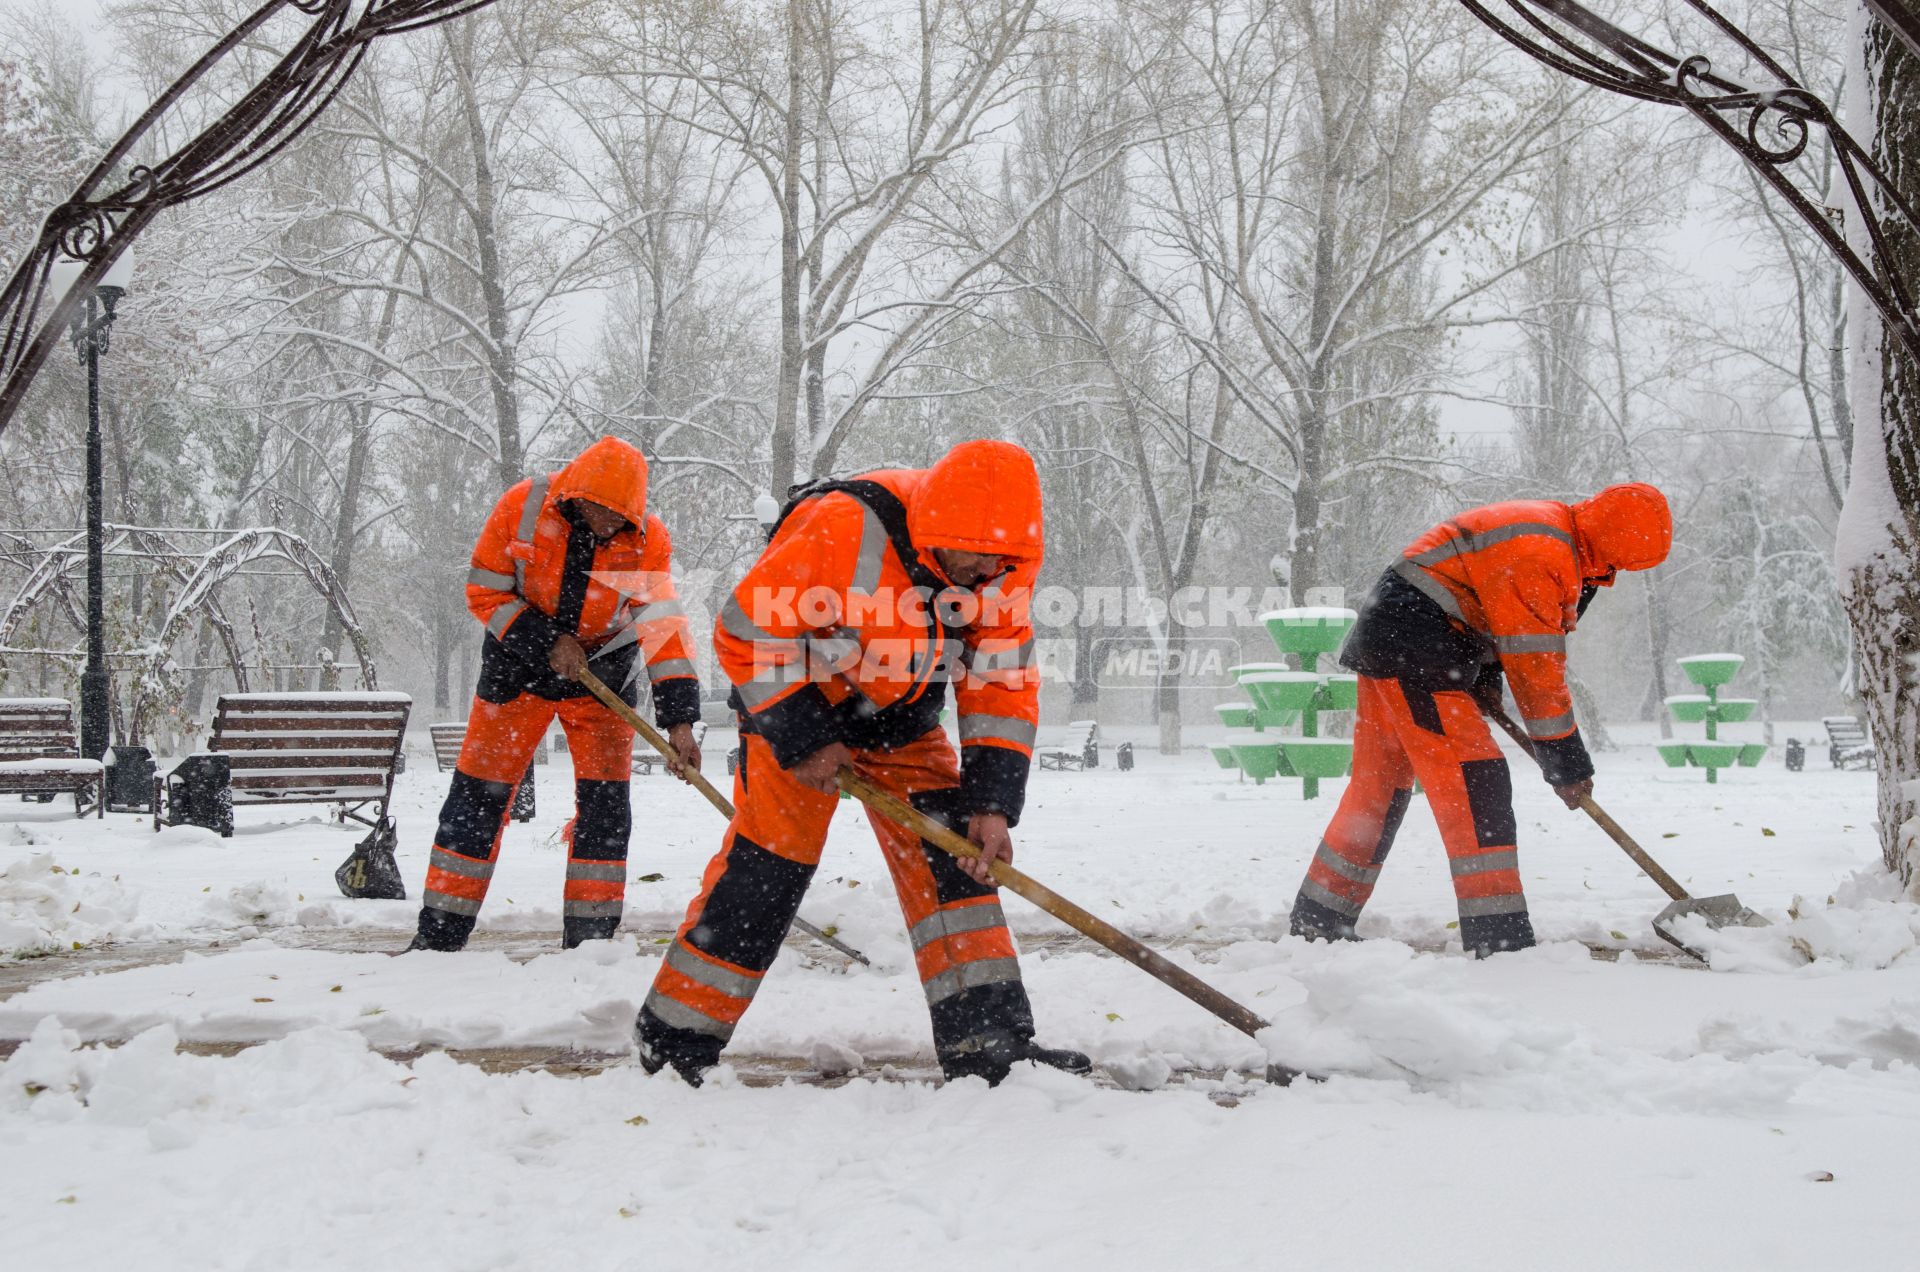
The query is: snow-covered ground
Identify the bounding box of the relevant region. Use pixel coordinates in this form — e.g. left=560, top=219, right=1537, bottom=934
left=2, top=722, right=1916, bottom=1270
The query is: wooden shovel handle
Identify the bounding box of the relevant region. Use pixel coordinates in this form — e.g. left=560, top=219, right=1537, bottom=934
left=579, top=671, right=733, bottom=820
left=577, top=671, right=872, bottom=965
left=836, top=770, right=1272, bottom=1040
left=583, top=669, right=1270, bottom=1039
left=1481, top=702, right=1692, bottom=902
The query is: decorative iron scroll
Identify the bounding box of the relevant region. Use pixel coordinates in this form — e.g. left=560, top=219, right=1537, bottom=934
left=0, top=0, right=502, bottom=436
left=1461, top=0, right=1920, bottom=363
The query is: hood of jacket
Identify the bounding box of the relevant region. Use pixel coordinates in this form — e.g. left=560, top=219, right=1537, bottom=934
left=1569, top=482, right=1671, bottom=581
left=550, top=436, right=649, bottom=529
left=906, top=439, right=1045, bottom=563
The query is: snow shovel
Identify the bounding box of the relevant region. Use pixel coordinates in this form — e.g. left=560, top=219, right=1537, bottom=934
left=1482, top=704, right=1769, bottom=958
left=835, top=770, right=1305, bottom=1084
left=575, top=671, right=869, bottom=966
left=580, top=672, right=1301, bottom=1084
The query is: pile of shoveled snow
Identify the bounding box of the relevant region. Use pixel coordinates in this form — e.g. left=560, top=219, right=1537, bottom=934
left=0, top=849, right=147, bottom=958
left=1255, top=935, right=1919, bottom=1114
left=1677, top=868, right=1920, bottom=971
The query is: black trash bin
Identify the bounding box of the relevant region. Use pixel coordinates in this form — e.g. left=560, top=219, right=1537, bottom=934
left=1785, top=738, right=1805, bottom=772
left=167, top=753, right=233, bottom=837
left=1117, top=741, right=1134, bottom=772
left=105, top=745, right=156, bottom=813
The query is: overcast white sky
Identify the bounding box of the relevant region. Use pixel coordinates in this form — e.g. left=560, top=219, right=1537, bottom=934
left=0, top=0, right=1809, bottom=449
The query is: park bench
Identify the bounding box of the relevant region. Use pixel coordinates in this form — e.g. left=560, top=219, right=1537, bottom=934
left=156, top=692, right=410, bottom=835
left=1822, top=715, right=1876, bottom=770
left=0, top=698, right=103, bottom=817
left=1035, top=720, right=1099, bottom=772
left=430, top=722, right=466, bottom=774
left=632, top=720, right=706, bottom=775
left=429, top=721, right=549, bottom=775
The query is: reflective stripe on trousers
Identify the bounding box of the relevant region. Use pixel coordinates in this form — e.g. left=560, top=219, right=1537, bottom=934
left=641, top=728, right=1033, bottom=1056
left=642, top=939, right=766, bottom=1041
left=1295, top=677, right=1527, bottom=932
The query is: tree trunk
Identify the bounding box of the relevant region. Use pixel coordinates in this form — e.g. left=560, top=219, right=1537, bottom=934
left=434, top=600, right=455, bottom=713
left=770, top=0, right=807, bottom=498
left=1841, top=20, right=1920, bottom=882
left=317, top=413, right=371, bottom=682
left=449, top=22, right=523, bottom=487
left=1642, top=569, right=1674, bottom=739
left=1071, top=621, right=1100, bottom=711
left=1156, top=672, right=1180, bottom=755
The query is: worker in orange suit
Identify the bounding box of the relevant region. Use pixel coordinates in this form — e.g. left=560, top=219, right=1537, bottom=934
left=409, top=436, right=702, bottom=952
left=1290, top=483, right=1672, bottom=956
left=635, top=439, right=1090, bottom=1086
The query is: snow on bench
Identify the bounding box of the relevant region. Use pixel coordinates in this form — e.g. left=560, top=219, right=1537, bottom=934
left=1822, top=716, right=1875, bottom=771
left=0, top=698, right=103, bottom=817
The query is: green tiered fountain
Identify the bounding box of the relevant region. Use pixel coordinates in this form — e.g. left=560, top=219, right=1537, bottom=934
left=1657, top=653, right=1766, bottom=783
left=1213, top=606, right=1358, bottom=798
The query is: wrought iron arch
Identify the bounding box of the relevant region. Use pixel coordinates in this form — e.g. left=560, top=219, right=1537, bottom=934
left=0, top=528, right=248, bottom=686
left=1460, top=0, right=1920, bottom=363
left=133, top=528, right=378, bottom=738
left=0, top=0, right=504, bottom=436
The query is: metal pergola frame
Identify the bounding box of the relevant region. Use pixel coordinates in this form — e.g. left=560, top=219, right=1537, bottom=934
left=1461, top=0, right=1920, bottom=364
left=0, top=0, right=501, bottom=435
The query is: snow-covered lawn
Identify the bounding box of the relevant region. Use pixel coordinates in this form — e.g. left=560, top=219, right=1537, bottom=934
left=2, top=723, right=1915, bottom=1270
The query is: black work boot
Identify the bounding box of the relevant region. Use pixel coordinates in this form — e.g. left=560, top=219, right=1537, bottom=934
left=940, top=1030, right=1092, bottom=1086
left=634, top=1008, right=722, bottom=1087
left=1288, top=906, right=1360, bottom=944
left=1461, top=910, right=1536, bottom=959
left=408, top=905, right=473, bottom=953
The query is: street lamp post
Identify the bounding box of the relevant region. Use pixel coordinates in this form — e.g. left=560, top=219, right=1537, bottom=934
left=49, top=250, right=134, bottom=761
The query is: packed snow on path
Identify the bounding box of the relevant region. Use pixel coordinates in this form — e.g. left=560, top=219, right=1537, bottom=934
left=2, top=722, right=1917, bottom=1270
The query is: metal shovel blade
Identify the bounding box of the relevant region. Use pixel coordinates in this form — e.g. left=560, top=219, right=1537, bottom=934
left=1652, top=893, right=1770, bottom=960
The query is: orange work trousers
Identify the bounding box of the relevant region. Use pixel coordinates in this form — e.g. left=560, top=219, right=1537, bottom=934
left=1290, top=676, right=1534, bottom=955
left=636, top=727, right=1032, bottom=1071
left=413, top=692, right=635, bottom=950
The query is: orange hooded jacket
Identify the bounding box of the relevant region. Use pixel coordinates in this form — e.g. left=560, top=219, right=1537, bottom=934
left=465, top=436, right=700, bottom=724
left=716, top=439, right=1045, bottom=821
left=1343, top=483, right=1671, bottom=785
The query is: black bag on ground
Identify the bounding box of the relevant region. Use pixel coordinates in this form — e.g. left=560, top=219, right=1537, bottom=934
left=335, top=816, right=406, bottom=900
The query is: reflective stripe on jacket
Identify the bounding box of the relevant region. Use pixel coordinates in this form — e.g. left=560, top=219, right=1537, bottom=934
left=466, top=437, right=700, bottom=724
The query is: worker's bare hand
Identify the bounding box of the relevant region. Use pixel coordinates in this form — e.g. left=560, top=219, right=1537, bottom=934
left=962, top=812, right=1013, bottom=885
left=666, top=723, right=702, bottom=782
left=548, top=634, right=588, bottom=681
left=1553, top=778, right=1594, bottom=810
left=789, top=741, right=854, bottom=793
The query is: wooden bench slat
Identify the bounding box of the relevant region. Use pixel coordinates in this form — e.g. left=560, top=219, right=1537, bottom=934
left=219, top=701, right=408, bottom=715
left=0, top=698, right=100, bottom=817
left=231, top=773, right=386, bottom=792
left=213, top=737, right=401, bottom=753
left=222, top=752, right=397, bottom=769
left=215, top=716, right=408, bottom=733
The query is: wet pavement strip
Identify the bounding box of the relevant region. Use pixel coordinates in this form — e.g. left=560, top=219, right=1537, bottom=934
left=0, top=927, right=1695, bottom=1095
